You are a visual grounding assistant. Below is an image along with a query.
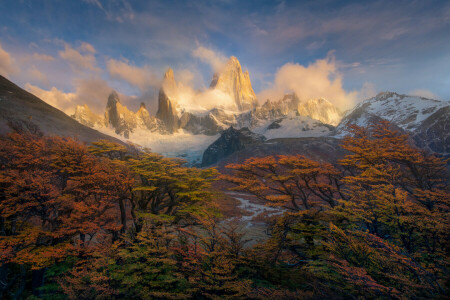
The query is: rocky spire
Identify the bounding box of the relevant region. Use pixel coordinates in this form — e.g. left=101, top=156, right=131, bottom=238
left=209, top=56, right=258, bottom=111
left=104, top=91, right=137, bottom=138
left=156, top=68, right=179, bottom=133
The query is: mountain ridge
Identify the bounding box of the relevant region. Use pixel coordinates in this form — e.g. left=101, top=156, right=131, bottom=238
left=0, top=75, right=127, bottom=146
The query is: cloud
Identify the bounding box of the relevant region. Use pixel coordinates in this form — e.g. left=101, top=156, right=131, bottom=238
left=79, top=42, right=96, bottom=54
left=192, top=45, right=227, bottom=73
left=257, top=53, right=357, bottom=110
left=59, top=43, right=99, bottom=72
left=408, top=89, right=439, bottom=100
left=0, top=42, right=17, bottom=77
left=359, top=82, right=377, bottom=100
left=106, top=58, right=160, bottom=91
left=31, top=53, right=55, bottom=61
left=27, top=65, right=50, bottom=87
left=25, top=77, right=125, bottom=115
left=25, top=83, right=76, bottom=114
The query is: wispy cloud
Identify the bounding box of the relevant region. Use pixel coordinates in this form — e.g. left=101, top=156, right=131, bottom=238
left=258, top=53, right=358, bottom=109
left=192, top=45, right=227, bottom=73
left=106, top=58, right=160, bottom=91
left=409, top=89, right=439, bottom=100
left=59, top=43, right=99, bottom=73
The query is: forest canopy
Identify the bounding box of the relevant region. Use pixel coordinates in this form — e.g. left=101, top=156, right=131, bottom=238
left=0, top=121, right=448, bottom=299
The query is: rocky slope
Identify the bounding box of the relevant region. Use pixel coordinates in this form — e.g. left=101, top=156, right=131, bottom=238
left=201, top=127, right=266, bottom=166
left=333, top=92, right=449, bottom=157
left=0, top=75, right=126, bottom=146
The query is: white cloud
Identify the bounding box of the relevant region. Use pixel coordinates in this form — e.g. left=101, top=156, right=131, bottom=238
left=106, top=58, right=160, bottom=91
left=25, top=83, right=76, bottom=114
left=192, top=45, right=227, bottom=73
left=0, top=42, right=17, bottom=77
left=59, top=43, right=99, bottom=72
left=25, top=77, right=125, bottom=115
left=258, top=53, right=357, bottom=110
left=359, top=82, right=377, bottom=100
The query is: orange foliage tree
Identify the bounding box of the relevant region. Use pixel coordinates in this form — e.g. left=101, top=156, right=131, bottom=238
left=0, top=133, right=132, bottom=297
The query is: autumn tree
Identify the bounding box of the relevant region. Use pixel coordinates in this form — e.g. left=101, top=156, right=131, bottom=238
left=222, top=154, right=346, bottom=210
left=0, top=133, right=131, bottom=298
left=127, top=152, right=217, bottom=232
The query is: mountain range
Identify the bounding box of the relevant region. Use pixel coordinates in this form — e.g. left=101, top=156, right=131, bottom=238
left=0, top=56, right=448, bottom=166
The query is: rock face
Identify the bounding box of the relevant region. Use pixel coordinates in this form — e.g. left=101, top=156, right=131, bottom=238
left=72, top=104, right=104, bottom=128
left=412, top=106, right=449, bottom=157
left=201, top=127, right=266, bottom=166
left=136, top=102, right=163, bottom=132
left=298, top=98, right=342, bottom=126
left=73, top=91, right=163, bottom=139
left=105, top=91, right=138, bottom=138
left=0, top=75, right=126, bottom=146
left=209, top=56, right=258, bottom=111
left=156, top=68, right=179, bottom=133
left=71, top=59, right=342, bottom=142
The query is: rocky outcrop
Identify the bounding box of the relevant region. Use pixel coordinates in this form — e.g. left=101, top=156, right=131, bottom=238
left=210, top=56, right=258, bottom=111
left=72, top=104, right=104, bottom=128
left=105, top=91, right=137, bottom=138
left=73, top=92, right=164, bottom=139
left=136, top=103, right=165, bottom=132
left=201, top=127, right=266, bottom=166
left=412, top=106, right=449, bottom=157
left=156, top=68, right=179, bottom=133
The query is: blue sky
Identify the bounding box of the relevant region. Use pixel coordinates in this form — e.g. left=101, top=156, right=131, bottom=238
left=0, top=0, right=449, bottom=113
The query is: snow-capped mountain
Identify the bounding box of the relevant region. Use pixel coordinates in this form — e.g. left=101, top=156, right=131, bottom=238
left=73, top=56, right=341, bottom=140
left=335, top=92, right=448, bottom=133
left=333, top=92, right=449, bottom=157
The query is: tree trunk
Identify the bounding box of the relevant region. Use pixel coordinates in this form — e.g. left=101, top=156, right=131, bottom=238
left=119, top=198, right=127, bottom=233
left=31, top=268, right=46, bottom=297
left=12, top=265, right=26, bottom=300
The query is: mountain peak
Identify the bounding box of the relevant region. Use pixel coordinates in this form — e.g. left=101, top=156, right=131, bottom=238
left=164, top=68, right=174, bottom=80
left=107, top=91, right=120, bottom=107
left=374, top=91, right=402, bottom=101
left=227, top=56, right=241, bottom=68
left=209, top=56, right=257, bottom=111
left=162, top=68, right=177, bottom=96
